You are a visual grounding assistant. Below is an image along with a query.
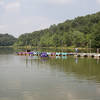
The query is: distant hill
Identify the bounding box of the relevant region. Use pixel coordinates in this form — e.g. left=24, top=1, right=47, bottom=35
left=16, top=12, right=100, bottom=48
left=0, top=34, right=17, bottom=46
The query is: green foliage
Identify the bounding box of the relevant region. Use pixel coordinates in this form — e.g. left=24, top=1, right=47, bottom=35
left=16, top=12, right=100, bottom=48
left=91, top=21, right=100, bottom=48
left=0, top=34, right=17, bottom=46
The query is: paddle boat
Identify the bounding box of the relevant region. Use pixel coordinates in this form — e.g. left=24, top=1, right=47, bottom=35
left=40, top=52, right=48, bottom=57
left=61, top=52, right=67, bottom=56
left=51, top=52, right=56, bottom=56
left=56, top=52, right=61, bottom=56
left=17, top=51, right=68, bottom=58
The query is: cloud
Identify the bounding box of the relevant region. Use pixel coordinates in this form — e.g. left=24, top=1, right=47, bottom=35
left=0, top=25, right=6, bottom=29
left=17, top=16, right=56, bottom=32
left=0, top=0, right=4, bottom=6
left=0, top=14, right=56, bottom=37
left=0, top=25, right=7, bottom=33
left=46, top=0, right=73, bottom=5
left=4, top=1, right=21, bottom=12
left=97, top=0, right=100, bottom=4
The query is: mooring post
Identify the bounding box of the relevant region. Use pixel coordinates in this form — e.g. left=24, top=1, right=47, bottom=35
left=97, top=48, right=99, bottom=54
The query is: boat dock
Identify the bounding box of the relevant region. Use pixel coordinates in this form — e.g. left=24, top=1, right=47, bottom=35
left=72, top=53, right=100, bottom=59
left=17, top=52, right=100, bottom=59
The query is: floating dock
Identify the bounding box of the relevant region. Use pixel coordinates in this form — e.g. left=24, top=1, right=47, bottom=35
left=73, top=53, right=100, bottom=58
left=17, top=52, right=100, bottom=59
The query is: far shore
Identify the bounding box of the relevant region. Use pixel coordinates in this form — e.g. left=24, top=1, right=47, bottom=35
left=0, top=46, right=97, bottom=53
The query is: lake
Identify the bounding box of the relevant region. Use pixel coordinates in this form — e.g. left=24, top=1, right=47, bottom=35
left=0, top=48, right=100, bottom=100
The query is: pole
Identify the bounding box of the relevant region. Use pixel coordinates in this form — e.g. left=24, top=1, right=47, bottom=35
left=90, top=40, right=91, bottom=54
left=97, top=48, right=99, bottom=54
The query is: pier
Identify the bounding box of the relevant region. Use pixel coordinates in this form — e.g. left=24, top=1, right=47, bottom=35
left=17, top=51, right=100, bottom=59
left=72, top=53, right=100, bottom=59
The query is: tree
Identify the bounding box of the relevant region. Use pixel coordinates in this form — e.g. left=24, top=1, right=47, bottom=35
left=0, top=34, right=17, bottom=46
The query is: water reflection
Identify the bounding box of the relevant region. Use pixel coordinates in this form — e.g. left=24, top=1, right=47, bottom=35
left=56, top=56, right=61, bottom=59
left=61, top=56, right=67, bottom=59
left=96, top=58, right=100, bottom=64
left=0, top=53, right=100, bottom=100
left=24, top=56, right=100, bottom=82
left=75, top=57, right=78, bottom=64
left=0, top=47, right=14, bottom=54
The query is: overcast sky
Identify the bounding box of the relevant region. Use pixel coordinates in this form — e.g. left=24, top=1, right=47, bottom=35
left=0, top=0, right=100, bottom=37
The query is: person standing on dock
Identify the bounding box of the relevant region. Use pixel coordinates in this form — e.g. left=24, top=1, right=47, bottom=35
left=75, top=48, right=78, bottom=54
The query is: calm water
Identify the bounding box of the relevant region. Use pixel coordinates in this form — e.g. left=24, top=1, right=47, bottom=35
left=0, top=48, right=100, bottom=100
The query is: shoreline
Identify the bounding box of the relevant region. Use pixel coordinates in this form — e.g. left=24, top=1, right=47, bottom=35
left=0, top=46, right=97, bottom=53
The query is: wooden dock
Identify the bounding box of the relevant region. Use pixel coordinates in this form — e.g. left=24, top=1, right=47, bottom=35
left=72, top=53, right=100, bottom=59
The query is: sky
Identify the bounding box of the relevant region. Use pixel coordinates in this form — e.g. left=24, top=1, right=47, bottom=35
left=0, top=0, right=100, bottom=37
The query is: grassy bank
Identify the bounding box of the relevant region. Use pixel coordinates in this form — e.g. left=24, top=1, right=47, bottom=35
left=0, top=46, right=98, bottom=53
left=13, top=46, right=96, bottom=53
left=0, top=46, right=13, bottom=48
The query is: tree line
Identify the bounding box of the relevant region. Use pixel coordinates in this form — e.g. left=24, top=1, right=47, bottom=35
left=15, top=12, right=100, bottom=48
left=0, top=34, right=17, bottom=46
left=1, top=12, right=100, bottom=48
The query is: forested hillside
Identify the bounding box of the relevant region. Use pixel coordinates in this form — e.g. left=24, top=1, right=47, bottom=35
left=0, top=34, right=17, bottom=46
left=15, top=12, right=100, bottom=48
